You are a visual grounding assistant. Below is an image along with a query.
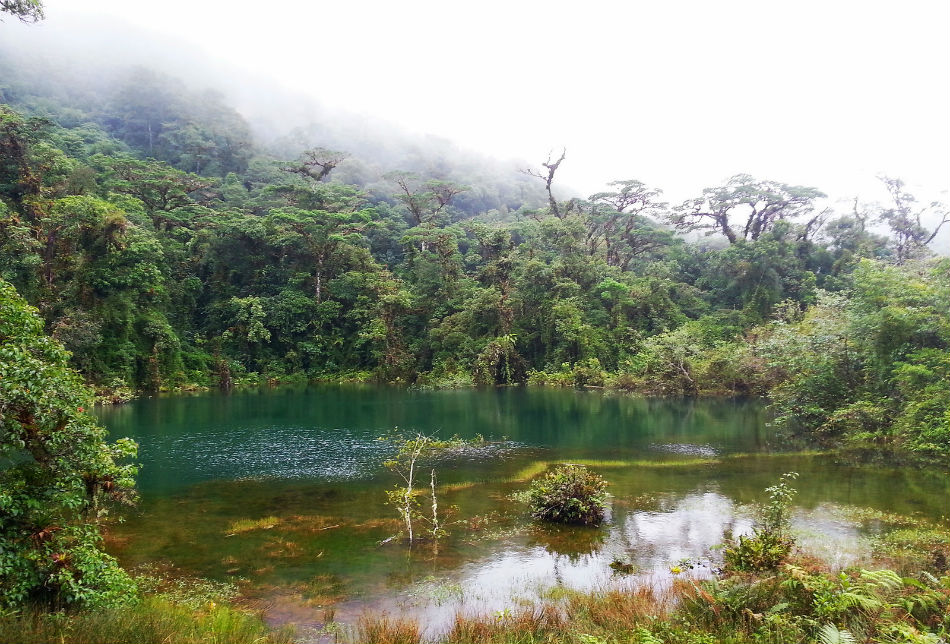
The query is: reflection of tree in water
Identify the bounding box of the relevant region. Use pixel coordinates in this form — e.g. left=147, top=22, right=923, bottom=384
left=527, top=524, right=607, bottom=562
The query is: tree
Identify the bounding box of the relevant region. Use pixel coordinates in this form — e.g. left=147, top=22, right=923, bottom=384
left=523, top=149, right=566, bottom=218
left=382, top=433, right=470, bottom=544
left=0, top=0, right=43, bottom=22
left=92, top=155, right=213, bottom=228
left=0, top=278, right=138, bottom=609
left=282, top=147, right=348, bottom=183
left=384, top=171, right=467, bottom=226
left=267, top=206, right=373, bottom=303
left=876, top=176, right=949, bottom=265
left=588, top=180, right=672, bottom=269
left=0, top=106, right=48, bottom=210
left=669, top=175, right=825, bottom=244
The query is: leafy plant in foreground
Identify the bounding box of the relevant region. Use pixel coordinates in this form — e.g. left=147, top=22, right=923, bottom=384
left=724, top=472, right=798, bottom=572
left=0, top=279, right=138, bottom=609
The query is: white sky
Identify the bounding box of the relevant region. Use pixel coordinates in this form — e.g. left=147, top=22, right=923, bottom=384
left=20, top=0, right=950, bottom=209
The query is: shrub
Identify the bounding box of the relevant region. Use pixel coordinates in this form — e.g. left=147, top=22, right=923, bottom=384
left=723, top=530, right=792, bottom=572
left=527, top=464, right=608, bottom=526
left=0, top=279, right=138, bottom=609
left=723, top=472, right=798, bottom=572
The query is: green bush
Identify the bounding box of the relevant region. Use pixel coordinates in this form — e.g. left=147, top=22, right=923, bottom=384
left=527, top=464, right=608, bottom=526
left=723, top=472, right=798, bottom=572
left=723, top=530, right=792, bottom=572
left=0, top=279, right=138, bottom=609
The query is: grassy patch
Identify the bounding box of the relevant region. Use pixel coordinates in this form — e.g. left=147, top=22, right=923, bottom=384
left=302, top=574, right=346, bottom=607
left=507, top=457, right=721, bottom=482
left=0, top=597, right=294, bottom=644
left=226, top=515, right=281, bottom=534
left=355, top=613, right=422, bottom=644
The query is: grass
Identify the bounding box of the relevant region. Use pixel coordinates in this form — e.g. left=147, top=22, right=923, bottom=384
left=354, top=613, right=422, bottom=644
left=506, top=457, right=722, bottom=482
left=226, top=515, right=281, bottom=534
left=444, top=604, right=568, bottom=644
left=0, top=597, right=294, bottom=644
left=349, top=554, right=950, bottom=644
left=303, top=573, right=346, bottom=607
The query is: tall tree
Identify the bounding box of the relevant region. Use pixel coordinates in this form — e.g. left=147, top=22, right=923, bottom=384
left=282, top=147, right=349, bottom=183
left=876, top=176, right=949, bottom=265
left=523, top=149, right=566, bottom=218
left=669, top=175, right=825, bottom=244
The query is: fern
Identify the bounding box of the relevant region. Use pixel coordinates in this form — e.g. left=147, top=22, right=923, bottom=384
left=859, top=569, right=902, bottom=593
left=818, top=623, right=857, bottom=644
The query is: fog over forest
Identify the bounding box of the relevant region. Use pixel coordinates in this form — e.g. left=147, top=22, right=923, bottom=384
left=4, top=1, right=949, bottom=213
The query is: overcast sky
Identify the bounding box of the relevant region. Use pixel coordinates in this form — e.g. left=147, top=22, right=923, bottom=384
left=17, top=0, right=950, bottom=208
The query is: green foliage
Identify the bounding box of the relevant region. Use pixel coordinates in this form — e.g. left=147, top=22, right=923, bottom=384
left=724, top=473, right=797, bottom=572
left=0, top=597, right=294, bottom=644
left=472, top=335, right=527, bottom=386
left=381, top=432, right=475, bottom=543
left=0, top=0, right=44, bottom=22
left=0, top=279, right=137, bottom=609
left=526, top=464, right=608, bottom=526
left=0, top=86, right=945, bottom=463
left=723, top=531, right=793, bottom=574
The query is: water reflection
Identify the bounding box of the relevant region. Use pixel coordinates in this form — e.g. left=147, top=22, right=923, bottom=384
left=97, top=386, right=771, bottom=493
left=323, top=490, right=869, bottom=639
left=94, top=387, right=946, bottom=638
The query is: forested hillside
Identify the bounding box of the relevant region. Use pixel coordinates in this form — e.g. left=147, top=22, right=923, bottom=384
left=0, top=61, right=947, bottom=459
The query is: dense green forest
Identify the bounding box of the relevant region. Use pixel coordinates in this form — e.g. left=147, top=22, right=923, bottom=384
left=1, top=56, right=947, bottom=460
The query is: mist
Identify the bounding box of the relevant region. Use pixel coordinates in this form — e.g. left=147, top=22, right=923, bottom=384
left=2, top=0, right=948, bottom=230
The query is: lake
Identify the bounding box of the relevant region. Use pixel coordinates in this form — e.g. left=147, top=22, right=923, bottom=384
left=97, top=385, right=950, bottom=639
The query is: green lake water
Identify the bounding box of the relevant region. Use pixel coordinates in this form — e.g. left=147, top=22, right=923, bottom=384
left=96, top=385, right=950, bottom=638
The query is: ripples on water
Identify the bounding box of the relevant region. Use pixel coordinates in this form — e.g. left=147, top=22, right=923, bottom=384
left=174, top=428, right=391, bottom=481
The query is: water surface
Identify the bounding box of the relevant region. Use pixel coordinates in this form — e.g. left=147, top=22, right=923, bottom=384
left=97, top=386, right=949, bottom=638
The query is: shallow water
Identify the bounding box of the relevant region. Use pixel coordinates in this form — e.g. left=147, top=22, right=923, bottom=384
left=97, top=385, right=949, bottom=638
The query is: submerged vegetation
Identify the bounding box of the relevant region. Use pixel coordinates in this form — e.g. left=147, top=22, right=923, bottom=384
left=349, top=475, right=950, bottom=644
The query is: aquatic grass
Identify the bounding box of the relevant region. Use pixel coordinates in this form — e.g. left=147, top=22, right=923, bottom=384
left=283, top=514, right=344, bottom=533
left=134, top=568, right=240, bottom=609
left=437, top=481, right=482, bottom=493
left=507, top=458, right=724, bottom=482
left=0, top=597, right=294, bottom=644
left=261, top=537, right=306, bottom=559
left=870, top=524, right=950, bottom=573
left=506, top=451, right=836, bottom=484
left=303, top=574, right=346, bottom=606
left=353, top=613, right=422, bottom=644
left=226, top=515, right=281, bottom=534
left=820, top=504, right=928, bottom=528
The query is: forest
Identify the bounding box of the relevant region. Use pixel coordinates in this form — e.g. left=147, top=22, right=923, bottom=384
left=1, top=51, right=947, bottom=460
left=1, top=4, right=950, bottom=641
